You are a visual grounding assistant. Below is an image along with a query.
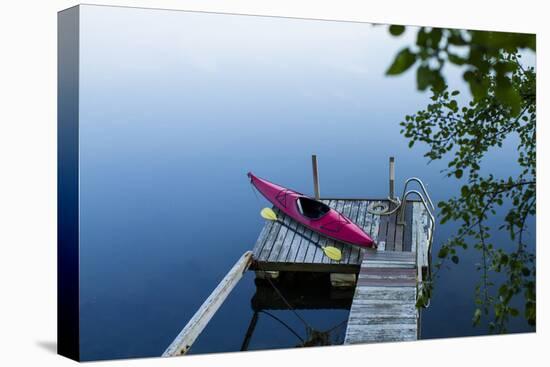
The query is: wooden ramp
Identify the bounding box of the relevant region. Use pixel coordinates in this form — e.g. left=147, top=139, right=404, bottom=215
left=344, top=250, right=418, bottom=344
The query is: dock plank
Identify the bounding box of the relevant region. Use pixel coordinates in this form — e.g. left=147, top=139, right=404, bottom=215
left=377, top=213, right=389, bottom=252
left=257, top=208, right=283, bottom=261
left=252, top=219, right=273, bottom=259
left=267, top=213, right=293, bottom=262
left=385, top=210, right=397, bottom=252
left=337, top=200, right=355, bottom=264
left=414, top=202, right=430, bottom=269
left=353, top=200, right=370, bottom=264
left=252, top=199, right=420, bottom=273
left=284, top=221, right=308, bottom=262
left=394, top=221, right=405, bottom=252
left=403, top=201, right=414, bottom=252
left=274, top=211, right=301, bottom=262
left=344, top=250, right=418, bottom=344
left=369, top=201, right=381, bottom=242
left=314, top=200, right=337, bottom=264
left=324, top=201, right=344, bottom=264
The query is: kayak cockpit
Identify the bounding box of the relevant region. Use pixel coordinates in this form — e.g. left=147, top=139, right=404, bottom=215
left=296, top=197, right=331, bottom=220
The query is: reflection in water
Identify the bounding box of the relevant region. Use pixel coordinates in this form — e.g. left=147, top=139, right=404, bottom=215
left=241, top=272, right=353, bottom=351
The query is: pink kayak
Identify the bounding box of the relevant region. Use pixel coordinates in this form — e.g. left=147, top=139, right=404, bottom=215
left=248, top=172, right=375, bottom=248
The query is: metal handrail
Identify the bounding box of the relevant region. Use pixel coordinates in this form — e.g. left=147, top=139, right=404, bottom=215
left=401, top=189, right=435, bottom=309
left=397, top=177, right=435, bottom=224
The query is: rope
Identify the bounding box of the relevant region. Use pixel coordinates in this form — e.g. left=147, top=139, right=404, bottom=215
left=255, top=261, right=312, bottom=330
left=367, top=197, right=402, bottom=216
left=249, top=182, right=262, bottom=204
left=259, top=310, right=305, bottom=343
left=323, top=318, right=348, bottom=334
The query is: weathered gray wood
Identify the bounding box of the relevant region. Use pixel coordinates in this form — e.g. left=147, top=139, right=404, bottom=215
left=353, top=286, right=416, bottom=301
left=369, top=201, right=381, bottom=241
left=350, top=200, right=368, bottom=264
left=283, top=220, right=308, bottom=263
left=312, top=154, right=321, bottom=199
left=395, top=222, right=405, bottom=252
left=347, top=316, right=417, bottom=326
left=258, top=208, right=283, bottom=260
left=294, top=223, right=314, bottom=263
left=386, top=210, right=397, bottom=251
left=314, top=201, right=336, bottom=264
left=336, top=200, right=355, bottom=264
left=416, top=202, right=430, bottom=269
left=323, top=201, right=340, bottom=264
left=369, top=201, right=382, bottom=253
left=362, top=249, right=416, bottom=264
left=377, top=213, right=389, bottom=251
left=276, top=214, right=300, bottom=262
left=267, top=213, right=293, bottom=262
left=303, top=224, right=321, bottom=264
left=251, top=219, right=272, bottom=258
left=345, top=325, right=417, bottom=344
left=403, top=201, right=414, bottom=252
left=163, top=252, right=253, bottom=356
left=344, top=250, right=418, bottom=345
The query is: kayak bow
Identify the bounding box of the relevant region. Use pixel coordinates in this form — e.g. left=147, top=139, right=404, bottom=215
left=248, top=172, right=375, bottom=248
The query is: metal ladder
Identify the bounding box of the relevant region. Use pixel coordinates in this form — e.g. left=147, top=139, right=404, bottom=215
left=367, top=159, right=437, bottom=309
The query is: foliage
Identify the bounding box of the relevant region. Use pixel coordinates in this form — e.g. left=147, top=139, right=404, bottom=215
left=386, top=26, right=535, bottom=116
left=389, top=26, right=536, bottom=332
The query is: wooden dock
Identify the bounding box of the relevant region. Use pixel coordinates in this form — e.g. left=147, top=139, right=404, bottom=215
left=163, top=158, right=434, bottom=355
left=251, top=199, right=429, bottom=273
left=251, top=198, right=432, bottom=345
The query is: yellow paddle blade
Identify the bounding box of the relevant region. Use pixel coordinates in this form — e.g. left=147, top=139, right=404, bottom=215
left=260, top=207, right=278, bottom=221
left=323, top=246, right=342, bottom=261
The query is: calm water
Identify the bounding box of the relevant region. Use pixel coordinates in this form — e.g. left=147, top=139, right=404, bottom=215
left=77, top=5, right=535, bottom=360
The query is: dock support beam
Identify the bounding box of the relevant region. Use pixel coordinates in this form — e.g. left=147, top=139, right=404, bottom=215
left=240, top=311, right=259, bottom=351
left=312, top=154, right=320, bottom=199
left=330, top=273, right=356, bottom=288
left=163, top=251, right=253, bottom=357
left=389, top=156, right=395, bottom=200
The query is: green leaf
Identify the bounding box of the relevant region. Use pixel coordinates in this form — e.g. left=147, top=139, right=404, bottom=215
left=451, top=255, right=459, bottom=264
left=473, top=308, right=482, bottom=325
left=428, top=28, right=442, bottom=48
left=416, top=28, right=429, bottom=47
left=464, top=70, right=490, bottom=101
left=417, top=66, right=432, bottom=90
left=448, top=53, right=466, bottom=65
left=386, top=48, right=417, bottom=75
left=455, top=169, right=463, bottom=178
left=494, top=76, right=522, bottom=116
left=389, top=25, right=406, bottom=36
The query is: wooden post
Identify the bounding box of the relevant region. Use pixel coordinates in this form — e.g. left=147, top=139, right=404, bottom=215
left=240, top=311, right=259, bottom=351
left=312, top=154, right=320, bottom=199
left=163, top=251, right=253, bottom=357
left=389, top=156, right=395, bottom=200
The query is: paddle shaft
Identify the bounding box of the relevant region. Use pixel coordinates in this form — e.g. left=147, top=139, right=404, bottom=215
left=274, top=219, right=332, bottom=252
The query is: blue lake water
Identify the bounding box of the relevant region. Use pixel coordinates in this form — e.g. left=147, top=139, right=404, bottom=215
left=76, top=5, right=535, bottom=360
